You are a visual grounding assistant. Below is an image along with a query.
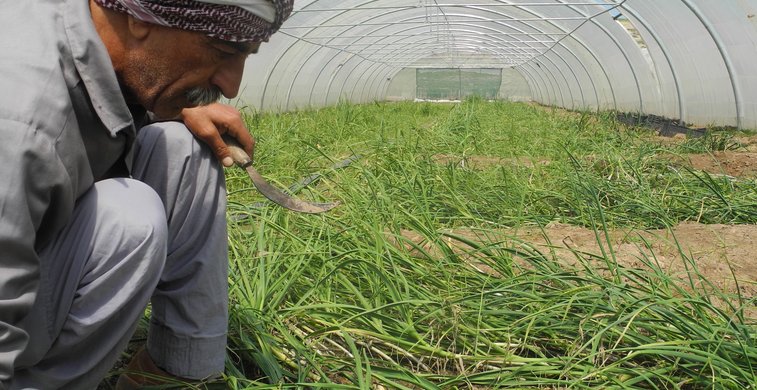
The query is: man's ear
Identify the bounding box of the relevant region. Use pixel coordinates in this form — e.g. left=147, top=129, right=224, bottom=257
left=126, top=14, right=152, bottom=40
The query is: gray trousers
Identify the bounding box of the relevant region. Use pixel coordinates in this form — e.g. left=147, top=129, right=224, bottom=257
left=11, top=122, right=229, bottom=389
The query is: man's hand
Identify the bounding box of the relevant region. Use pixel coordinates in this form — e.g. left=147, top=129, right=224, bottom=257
left=180, top=103, right=255, bottom=167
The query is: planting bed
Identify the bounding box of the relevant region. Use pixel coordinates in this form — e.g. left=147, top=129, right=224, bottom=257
left=102, top=100, right=756, bottom=389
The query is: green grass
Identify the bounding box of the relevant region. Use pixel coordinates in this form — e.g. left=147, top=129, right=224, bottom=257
left=221, top=99, right=756, bottom=388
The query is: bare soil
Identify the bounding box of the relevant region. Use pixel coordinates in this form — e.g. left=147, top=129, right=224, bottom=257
left=426, top=136, right=756, bottom=320
left=684, top=152, right=757, bottom=178
left=653, top=133, right=757, bottom=178
left=388, top=222, right=756, bottom=319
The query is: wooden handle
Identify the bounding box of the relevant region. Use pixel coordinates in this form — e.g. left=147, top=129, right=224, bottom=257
left=222, top=135, right=252, bottom=167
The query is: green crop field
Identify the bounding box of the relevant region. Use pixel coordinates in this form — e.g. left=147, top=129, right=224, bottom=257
left=106, top=100, right=756, bottom=388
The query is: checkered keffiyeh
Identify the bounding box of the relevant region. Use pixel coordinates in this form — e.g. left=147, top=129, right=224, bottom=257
left=93, top=0, right=293, bottom=42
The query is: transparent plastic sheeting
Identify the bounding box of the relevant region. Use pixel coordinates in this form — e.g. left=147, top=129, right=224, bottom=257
left=238, top=0, right=757, bottom=129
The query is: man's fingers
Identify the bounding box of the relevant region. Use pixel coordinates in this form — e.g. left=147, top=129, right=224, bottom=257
left=220, top=150, right=234, bottom=167
left=181, top=103, right=256, bottom=166
left=221, top=114, right=255, bottom=159
left=228, top=130, right=255, bottom=163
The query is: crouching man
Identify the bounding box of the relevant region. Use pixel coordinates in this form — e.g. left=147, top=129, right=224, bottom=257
left=0, top=0, right=292, bottom=388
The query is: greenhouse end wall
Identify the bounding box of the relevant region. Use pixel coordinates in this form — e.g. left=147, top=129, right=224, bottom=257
left=385, top=68, right=532, bottom=103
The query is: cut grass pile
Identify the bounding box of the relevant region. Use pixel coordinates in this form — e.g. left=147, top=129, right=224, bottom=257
left=222, top=99, right=756, bottom=388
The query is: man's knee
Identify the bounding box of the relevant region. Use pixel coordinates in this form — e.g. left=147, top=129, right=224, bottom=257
left=138, top=121, right=215, bottom=163
left=88, top=178, right=168, bottom=279
left=18, top=178, right=168, bottom=369
left=132, top=121, right=226, bottom=217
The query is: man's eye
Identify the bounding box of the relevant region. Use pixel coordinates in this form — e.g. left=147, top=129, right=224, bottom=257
left=213, top=45, right=238, bottom=57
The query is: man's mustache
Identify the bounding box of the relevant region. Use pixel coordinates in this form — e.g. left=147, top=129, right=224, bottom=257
left=186, top=86, right=222, bottom=106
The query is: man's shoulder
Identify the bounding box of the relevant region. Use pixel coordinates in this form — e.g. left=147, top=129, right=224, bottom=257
left=0, top=0, right=62, bottom=44
left=0, top=0, right=73, bottom=74
left=0, top=0, right=77, bottom=133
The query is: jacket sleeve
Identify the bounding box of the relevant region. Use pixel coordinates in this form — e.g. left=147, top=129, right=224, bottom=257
left=0, top=118, right=72, bottom=384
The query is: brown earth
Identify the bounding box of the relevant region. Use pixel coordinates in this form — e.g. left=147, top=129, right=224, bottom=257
left=434, top=134, right=757, bottom=179
left=656, top=133, right=757, bottom=178
left=685, top=152, right=757, bottom=178
left=736, top=135, right=757, bottom=152
left=427, top=138, right=756, bottom=320
left=388, top=222, right=756, bottom=320
left=436, top=150, right=757, bottom=179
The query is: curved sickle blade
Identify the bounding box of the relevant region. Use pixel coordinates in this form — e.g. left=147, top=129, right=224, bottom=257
left=224, top=137, right=339, bottom=214
left=244, top=164, right=339, bottom=214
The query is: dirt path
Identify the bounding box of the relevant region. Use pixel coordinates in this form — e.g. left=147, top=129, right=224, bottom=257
left=684, top=152, right=757, bottom=178
left=660, top=133, right=757, bottom=178
left=434, top=135, right=757, bottom=178
left=425, top=135, right=756, bottom=319
left=389, top=222, right=756, bottom=319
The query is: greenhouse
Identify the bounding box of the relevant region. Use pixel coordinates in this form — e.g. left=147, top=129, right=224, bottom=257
left=106, top=0, right=754, bottom=388
left=244, top=0, right=757, bottom=129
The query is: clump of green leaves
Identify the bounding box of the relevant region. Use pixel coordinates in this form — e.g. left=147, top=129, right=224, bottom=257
left=220, top=101, right=755, bottom=388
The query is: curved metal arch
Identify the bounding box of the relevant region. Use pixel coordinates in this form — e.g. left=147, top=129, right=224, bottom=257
left=260, top=0, right=389, bottom=109
left=521, top=0, right=638, bottom=112
left=354, top=27, right=549, bottom=104
left=467, top=1, right=625, bottom=111
left=537, top=51, right=576, bottom=108
left=407, top=4, right=613, bottom=108
left=352, top=37, right=510, bottom=102
left=325, top=53, right=360, bottom=105
left=468, top=3, right=606, bottom=108
left=520, top=60, right=555, bottom=105
left=325, top=19, right=591, bottom=107
left=293, top=4, right=554, bottom=67
left=531, top=59, right=561, bottom=106
left=518, top=34, right=616, bottom=110
left=282, top=10, right=504, bottom=109
left=335, top=56, right=375, bottom=103
left=444, top=1, right=610, bottom=108
left=368, top=24, right=552, bottom=66
left=362, top=63, right=391, bottom=102
left=294, top=2, right=563, bottom=65
left=357, top=57, right=407, bottom=102
left=680, top=0, right=742, bottom=128
left=364, top=23, right=598, bottom=107
left=524, top=57, right=566, bottom=107
left=266, top=0, right=623, bottom=110
left=310, top=19, right=554, bottom=107
left=515, top=61, right=545, bottom=102
left=307, top=50, right=353, bottom=107
left=542, top=43, right=593, bottom=108
left=283, top=44, right=332, bottom=110
left=519, top=62, right=547, bottom=103
left=333, top=16, right=554, bottom=68
left=617, top=4, right=685, bottom=123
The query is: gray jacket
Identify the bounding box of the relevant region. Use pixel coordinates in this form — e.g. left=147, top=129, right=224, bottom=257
left=0, top=0, right=137, bottom=381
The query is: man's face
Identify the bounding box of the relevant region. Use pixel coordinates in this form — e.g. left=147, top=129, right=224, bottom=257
left=119, top=23, right=262, bottom=118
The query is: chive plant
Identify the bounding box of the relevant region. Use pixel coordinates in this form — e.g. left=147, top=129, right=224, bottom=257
left=219, top=100, right=755, bottom=388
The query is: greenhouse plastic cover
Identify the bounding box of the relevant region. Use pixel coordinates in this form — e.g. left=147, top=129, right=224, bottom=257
left=238, top=0, right=757, bottom=129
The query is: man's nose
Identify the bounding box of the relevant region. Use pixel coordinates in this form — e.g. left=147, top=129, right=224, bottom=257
left=211, top=58, right=245, bottom=99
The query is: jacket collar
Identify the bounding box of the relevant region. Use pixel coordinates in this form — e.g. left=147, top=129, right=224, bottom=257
left=63, top=0, right=135, bottom=137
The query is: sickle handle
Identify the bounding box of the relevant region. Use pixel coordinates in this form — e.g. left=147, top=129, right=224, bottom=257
left=223, top=136, right=252, bottom=167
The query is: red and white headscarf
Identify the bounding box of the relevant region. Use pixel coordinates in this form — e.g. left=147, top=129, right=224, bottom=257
left=93, top=0, right=294, bottom=42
